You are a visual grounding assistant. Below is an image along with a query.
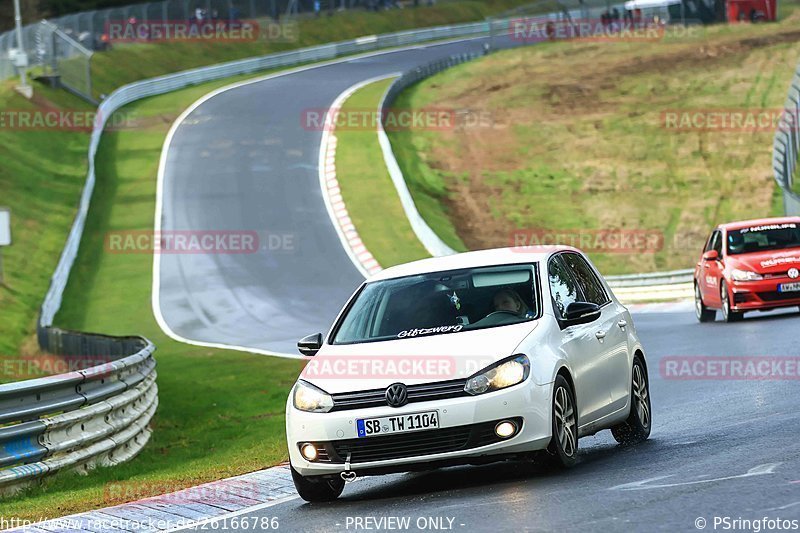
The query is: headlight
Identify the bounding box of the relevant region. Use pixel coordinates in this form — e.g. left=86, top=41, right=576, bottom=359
left=464, top=354, right=530, bottom=395
left=731, top=268, right=763, bottom=281
left=292, top=380, right=333, bottom=413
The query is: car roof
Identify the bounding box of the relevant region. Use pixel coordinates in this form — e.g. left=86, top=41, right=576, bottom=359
left=366, top=245, right=578, bottom=282
left=718, top=216, right=800, bottom=231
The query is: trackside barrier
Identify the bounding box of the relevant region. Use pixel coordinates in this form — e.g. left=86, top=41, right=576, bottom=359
left=0, top=331, right=156, bottom=496
left=773, top=65, right=800, bottom=215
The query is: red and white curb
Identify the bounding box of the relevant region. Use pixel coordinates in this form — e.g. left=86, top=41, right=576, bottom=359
left=8, top=465, right=298, bottom=533
left=321, top=132, right=382, bottom=277
left=316, top=75, right=403, bottom=279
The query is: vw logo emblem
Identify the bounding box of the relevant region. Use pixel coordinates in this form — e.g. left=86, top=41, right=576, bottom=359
left=789, top=268, right=800, bottom=279
left=385, top=383, right=408, bottom=408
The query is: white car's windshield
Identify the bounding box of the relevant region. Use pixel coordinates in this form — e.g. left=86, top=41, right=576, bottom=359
left=332, top=264, right=539, bottom=344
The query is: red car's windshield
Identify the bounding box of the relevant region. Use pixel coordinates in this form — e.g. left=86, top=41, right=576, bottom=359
left=726, top=223, right=800, bottom=255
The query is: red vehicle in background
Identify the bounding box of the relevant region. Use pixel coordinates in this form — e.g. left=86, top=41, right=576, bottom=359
left=694, top=217, right=800, bottom=322
left=726, top=0, right=776, bottom=22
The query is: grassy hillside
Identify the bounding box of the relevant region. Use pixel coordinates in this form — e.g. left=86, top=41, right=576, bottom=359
left=387, top=16, right=800, bottom=275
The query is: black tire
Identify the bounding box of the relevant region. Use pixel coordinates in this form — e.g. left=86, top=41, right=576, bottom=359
left=611, top=356, right=652, bottom=445
left=720, top=280, right=743, bottom=322
left=540, top=375, right=578, bottom=468
left=694, top=282, right=716, bottom=323
left=290, top=465, right=345, bottom=502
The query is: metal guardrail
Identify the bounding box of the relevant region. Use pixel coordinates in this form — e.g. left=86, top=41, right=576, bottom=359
left=605, top=268, right=694, bottom=288
left=773, top=65, right=800, bottom=216
left=0, top=330, right=156, bottom=496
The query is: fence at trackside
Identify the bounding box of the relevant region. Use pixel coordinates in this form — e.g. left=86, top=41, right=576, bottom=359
left=773, top=64, right=800, bottom=216
left=0, top=331, right=156, bottom=496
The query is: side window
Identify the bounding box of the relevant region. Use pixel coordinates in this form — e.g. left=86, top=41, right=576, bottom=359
left=561, top=253, right=610, bottom=306
left=548, top=255, right=583, bottom=319
left=713, top=231, right=723, bottom=255
left=705, top=230, right=720, bottom=253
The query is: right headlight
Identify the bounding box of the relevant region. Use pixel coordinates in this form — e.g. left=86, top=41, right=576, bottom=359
left=464, top=354, right=530, bottom=395
left=292, top=380, right=333, bottom=413
left=731, top=268, right=763, bottom=281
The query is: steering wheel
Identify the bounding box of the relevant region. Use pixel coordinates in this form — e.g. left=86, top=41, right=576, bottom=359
left=483, top=310, right=520, bottom=319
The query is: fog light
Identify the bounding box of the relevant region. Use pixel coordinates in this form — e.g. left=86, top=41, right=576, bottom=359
left=495, top=420, right=517, bottom=439
left=300, top=443, right=318, bottom=461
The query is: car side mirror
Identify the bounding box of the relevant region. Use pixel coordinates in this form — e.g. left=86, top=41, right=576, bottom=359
left=702, top=250, right=719, bottom=261
left=563, top=301, right=601, bottom=326
left=297, top=333, right=323, bottom=357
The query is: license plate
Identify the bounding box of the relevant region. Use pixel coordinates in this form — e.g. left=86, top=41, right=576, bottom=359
left=357, top=411, right=439, bottom=438
left=779, top=282, right=800, bottom=293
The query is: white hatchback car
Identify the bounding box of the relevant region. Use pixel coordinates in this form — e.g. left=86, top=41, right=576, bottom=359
left=286, top=246, right=651, bottom=501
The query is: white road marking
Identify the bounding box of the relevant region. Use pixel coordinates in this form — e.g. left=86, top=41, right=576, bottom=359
left=610, top=463, right=781, bottom=491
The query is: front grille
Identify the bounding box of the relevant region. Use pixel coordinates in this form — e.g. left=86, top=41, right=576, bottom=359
left=330, top=379, right=469, bottom=412
left=757, top=291, right=800, bottom=302
left=307, top=418, right=523, bottom=464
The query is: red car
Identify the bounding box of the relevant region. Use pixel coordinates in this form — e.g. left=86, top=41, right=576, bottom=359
left=694, top=216, right=800, bottom=322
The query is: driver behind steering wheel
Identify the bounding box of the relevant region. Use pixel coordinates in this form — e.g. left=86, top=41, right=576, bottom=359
left=492, top=288, right=534, bottom=319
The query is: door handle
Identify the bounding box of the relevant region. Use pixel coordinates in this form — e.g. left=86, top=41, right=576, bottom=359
left=595, top=330, right=606, bottom=340
left=617, top=320, right=627, bottom=329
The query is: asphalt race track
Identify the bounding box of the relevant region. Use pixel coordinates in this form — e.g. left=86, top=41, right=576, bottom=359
left=156, top=35, right=512, bottom=355
left=180, top=309, right=800, bottom=532
left=156, top=35, right=800, bottom=532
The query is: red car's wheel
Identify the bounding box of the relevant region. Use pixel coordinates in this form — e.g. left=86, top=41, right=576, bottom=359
left=694, top=282, right=716, bottom=323
left=720, top=280, right=743, bottom=323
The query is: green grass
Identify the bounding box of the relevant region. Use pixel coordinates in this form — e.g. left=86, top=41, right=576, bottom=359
left=0, top=82, right=95, bottom=372
left=386, top=16, right=800, bottom=275
left=386, top=95, right=469, bottom=253
left=334, top=77, right=431, bottom=267
left=0, top=73, right=306, bottom=520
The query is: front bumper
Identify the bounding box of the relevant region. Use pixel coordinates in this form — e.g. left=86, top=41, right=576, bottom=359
left=286, top=381, right=552, bottom=478
left=728, top=277, right=800, bottom=311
